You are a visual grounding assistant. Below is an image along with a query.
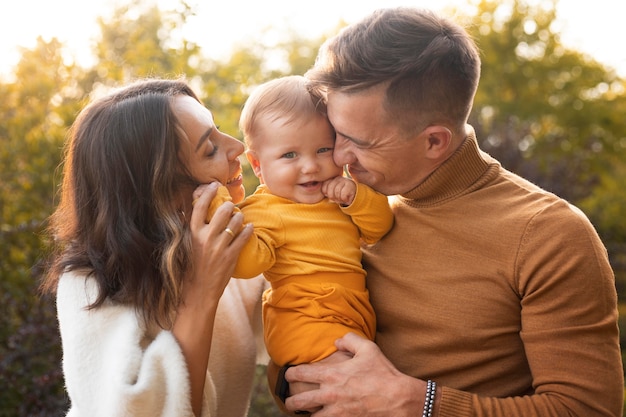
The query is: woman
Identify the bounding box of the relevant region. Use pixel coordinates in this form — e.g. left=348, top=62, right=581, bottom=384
left=41, top=78, right=266, bottom=417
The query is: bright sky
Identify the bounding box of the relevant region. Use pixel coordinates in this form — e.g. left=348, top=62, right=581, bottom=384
left=1, top=0, right=625, bottom=78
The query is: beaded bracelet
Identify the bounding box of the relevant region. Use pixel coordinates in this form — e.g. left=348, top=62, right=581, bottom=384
left=422, top=379, right=436, bottom=417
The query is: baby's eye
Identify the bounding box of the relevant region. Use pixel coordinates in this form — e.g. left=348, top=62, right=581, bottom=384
left=281, top=151, right=296, bottom=159
left=317, top=147, right=333, bottom=154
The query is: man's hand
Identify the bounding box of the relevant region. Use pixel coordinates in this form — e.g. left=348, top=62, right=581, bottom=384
left=285, top=333, right=424, bottom=416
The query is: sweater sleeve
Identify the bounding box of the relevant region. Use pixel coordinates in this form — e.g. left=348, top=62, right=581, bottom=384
left=341, top=183, right=394, bottom=245
left=442, top=201, right=623, bottom=417
left=232, top=198, right=284, bottom=279
left=57, top=273, right=215, bottom=417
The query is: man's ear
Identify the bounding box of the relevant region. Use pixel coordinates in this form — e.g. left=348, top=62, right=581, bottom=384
left=422, top=125, right=452, bottom=160
left=245, top=150, right=263, bottom=179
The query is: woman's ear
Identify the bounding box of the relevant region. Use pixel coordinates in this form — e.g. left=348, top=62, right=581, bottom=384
left=422, top=125, right=452, bottom=160
left=245, top=150, right=263, bottom=180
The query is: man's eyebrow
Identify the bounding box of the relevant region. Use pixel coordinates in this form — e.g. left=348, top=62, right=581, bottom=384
left=195, top=126, right=214, bottom=152
left=336, top=130, right=368, bottom=146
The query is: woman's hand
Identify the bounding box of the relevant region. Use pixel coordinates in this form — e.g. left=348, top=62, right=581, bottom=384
left=173, top=182, right=253, bottom=416
left=186, top=182, right=251, bottom=305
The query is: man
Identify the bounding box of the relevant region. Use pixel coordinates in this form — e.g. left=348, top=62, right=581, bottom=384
left=279, top=7, right=623, bottom=417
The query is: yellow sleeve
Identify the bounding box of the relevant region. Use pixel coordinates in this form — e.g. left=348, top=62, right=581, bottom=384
left=232, top=196, right=284, bottom=279
left=342, top=183, right=394, bottom=244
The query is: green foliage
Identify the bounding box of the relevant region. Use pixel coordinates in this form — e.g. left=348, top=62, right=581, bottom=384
left=249, top=365, right=287, bottom=417
left=470, top=0, right=626, bottom=202
left=580, top=157, right=626, bottom=297
left=0, top=36, right=80, bottom=415
left=91, top=0, right=203, bottom=84
left=1, top=0, right=625, bottom=415
left=0, top=293, right=69, bottom=416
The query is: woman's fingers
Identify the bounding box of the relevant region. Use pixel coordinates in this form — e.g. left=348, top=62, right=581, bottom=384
left=220, top=211, right=252, bottom=245
left=190, top=182, right=220, bottom=230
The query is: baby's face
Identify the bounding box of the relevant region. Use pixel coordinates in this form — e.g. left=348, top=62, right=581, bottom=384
left=247, top=114, right=342, bottom=204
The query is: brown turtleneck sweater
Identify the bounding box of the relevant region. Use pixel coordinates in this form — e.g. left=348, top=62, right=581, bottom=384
left=363, top=131, right=623, bottom=416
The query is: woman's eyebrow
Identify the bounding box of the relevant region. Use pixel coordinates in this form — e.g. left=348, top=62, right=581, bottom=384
left=195, top=127, right=214, bottom=152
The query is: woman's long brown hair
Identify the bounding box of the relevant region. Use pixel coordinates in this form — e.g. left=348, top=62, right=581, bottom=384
left=41, top=79, right=201, bottom=329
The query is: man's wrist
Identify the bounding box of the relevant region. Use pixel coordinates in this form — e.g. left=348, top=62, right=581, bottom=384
left=422, top=380, right=437, bottom=417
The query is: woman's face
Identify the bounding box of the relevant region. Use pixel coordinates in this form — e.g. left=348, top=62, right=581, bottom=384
left=174, top=95, right=245, bottom=204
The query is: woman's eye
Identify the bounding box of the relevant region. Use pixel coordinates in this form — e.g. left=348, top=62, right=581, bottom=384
left=206, top=145, right=218, bottom=157
left=282, top=152, right=296, bottom=159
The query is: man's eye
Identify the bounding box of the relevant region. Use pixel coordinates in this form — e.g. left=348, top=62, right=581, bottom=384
left=282, top=152, right=296, bottom=159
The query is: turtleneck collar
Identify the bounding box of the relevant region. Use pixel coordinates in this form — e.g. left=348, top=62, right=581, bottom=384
left=399, top=126, right=499, bottom=207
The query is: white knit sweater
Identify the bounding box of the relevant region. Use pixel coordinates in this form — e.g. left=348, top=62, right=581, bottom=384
left=57, top=272, right=268, bottom=417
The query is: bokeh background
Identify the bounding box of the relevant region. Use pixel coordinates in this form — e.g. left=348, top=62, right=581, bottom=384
left=1, top=0, right=625, bottom=415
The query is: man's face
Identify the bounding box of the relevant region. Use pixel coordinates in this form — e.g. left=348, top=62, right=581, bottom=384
left=326, top=85, right=427, bottom=196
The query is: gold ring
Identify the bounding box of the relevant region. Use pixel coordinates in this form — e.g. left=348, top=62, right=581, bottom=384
left=224, top=227, right=235, bottom=238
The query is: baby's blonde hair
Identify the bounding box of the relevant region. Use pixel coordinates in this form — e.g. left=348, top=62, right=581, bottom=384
left=239, top=75, right=325, bottom=150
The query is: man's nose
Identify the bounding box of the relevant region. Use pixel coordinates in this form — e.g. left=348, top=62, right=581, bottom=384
left=333, top=136, right=353, bottom=166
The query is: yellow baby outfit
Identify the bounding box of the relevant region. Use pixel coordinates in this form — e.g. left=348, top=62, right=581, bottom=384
left=234, top=183, right=393, bottom=365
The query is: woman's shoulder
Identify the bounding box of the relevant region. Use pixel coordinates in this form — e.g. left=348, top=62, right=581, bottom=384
left=57, top=269, right=99, bottom=307
left=57, top=270, right=140, bottom=333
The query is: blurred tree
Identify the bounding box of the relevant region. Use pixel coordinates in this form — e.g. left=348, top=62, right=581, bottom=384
left=469, top=0, right=626, bottom=199
left=0, top=36, right=83, bottom=415
left=89, top=0, right=204, bottom=87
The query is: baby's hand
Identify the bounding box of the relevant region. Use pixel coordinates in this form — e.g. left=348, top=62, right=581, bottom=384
left=322, top=176, right=357, bottom=206
left=192, top=184, right=240, bottom=222
left=192, top=183, right=213, bottom=202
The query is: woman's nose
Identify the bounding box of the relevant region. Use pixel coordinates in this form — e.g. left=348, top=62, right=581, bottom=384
left=226, top=135, right=245, bottom=160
